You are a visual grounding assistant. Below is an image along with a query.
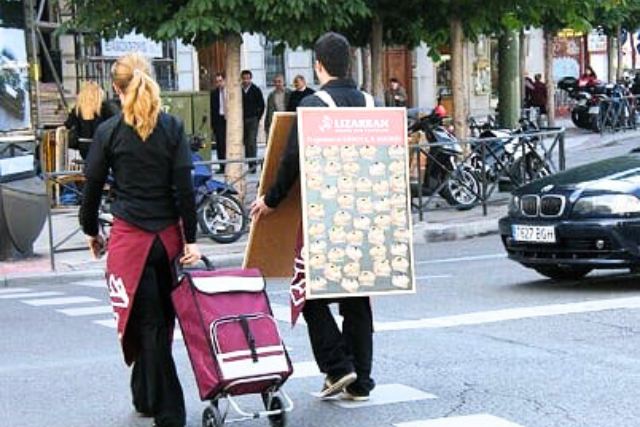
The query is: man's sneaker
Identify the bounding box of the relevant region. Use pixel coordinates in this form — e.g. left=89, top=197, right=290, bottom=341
left=319, top=372, right=357, bottom=398
left=342, top=385, right=370, bottom=402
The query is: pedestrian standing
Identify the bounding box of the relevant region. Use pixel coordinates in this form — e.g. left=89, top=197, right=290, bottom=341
left=531, top=74, right=548, bottom=114
left=241, top=70, right=265, bottom=173
left=210, top=72, right=227, bottom=174
left=265, top=74, right=291, bottom=136
left=251, top=32, right=376, bottom=402
left=384, top=77, right=407, bottom=107
left=81, top=52, right=201, bottom=427
left=287, top=75, right=315, bottom=111
left=64, top=81, right=119, bottom=160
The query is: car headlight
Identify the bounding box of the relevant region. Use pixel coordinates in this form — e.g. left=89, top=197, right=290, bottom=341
left=508, top=195, right=520, bottom=216
left=572, top=194, right=640, bottom=217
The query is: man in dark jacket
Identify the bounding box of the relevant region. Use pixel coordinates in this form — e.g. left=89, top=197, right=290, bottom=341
left=287, top=75, right=315, bottom=111
left=210, top=72, right=227, bottom=174
left=241, top=69, right=265, bottom=172
left=251, top=32, right=376, bottom=402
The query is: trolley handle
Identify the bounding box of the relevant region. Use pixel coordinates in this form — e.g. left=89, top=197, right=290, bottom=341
left=174, top=254, right=215, bottom=276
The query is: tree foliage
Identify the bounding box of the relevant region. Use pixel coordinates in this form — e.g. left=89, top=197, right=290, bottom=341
left=64, top=0, right=369, bottom=48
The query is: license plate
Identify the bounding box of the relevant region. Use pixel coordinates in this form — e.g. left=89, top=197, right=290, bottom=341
left=512, top=225, right=556, bottom=243
left=589, top=106, right=600, bottom=114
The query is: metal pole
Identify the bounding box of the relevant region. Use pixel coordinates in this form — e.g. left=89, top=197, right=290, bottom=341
left=28, top=0, right=42, bottom=129
left=416, top=146, right=424, bottom=221
left=559, top=131, right=566, bottom=171
left=481, top=140, right=487, bottom=216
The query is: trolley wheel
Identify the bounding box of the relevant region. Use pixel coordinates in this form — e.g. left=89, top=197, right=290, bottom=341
left=202, top=404, right=224, bottom=427
left=267, top=396, right=286, bottom=427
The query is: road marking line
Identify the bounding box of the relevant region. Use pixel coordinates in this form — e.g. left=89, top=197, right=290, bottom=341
left=395, top=414, right=525, bottom=427
left=374, top=296, right=640, bottom=331
left=417, top=253, right=505, bottom=265
left=0, top=291, right=64, bottom=299
left=416, top=275, right=452, bottom=280
left=57, top=306, right=113, bottom=316
left=0, top=287, right=31, bottom=294
left=319, top=384, right=437, bottom=408
left=73, top=281, right=106, bottom=288
left=23, top=296, right=100, bottom=306
left=94, top=318, right=116, bottom=328
left=291, top=361, right=321, bottom=379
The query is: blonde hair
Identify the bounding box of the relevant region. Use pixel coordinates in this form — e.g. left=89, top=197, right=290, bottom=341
left=111, top=53, right=161, bottom=141
left=76, top=81, right=103, bottom=121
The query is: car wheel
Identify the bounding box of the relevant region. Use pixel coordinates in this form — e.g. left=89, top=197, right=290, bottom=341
left=533, top=266, right=592, bottom=280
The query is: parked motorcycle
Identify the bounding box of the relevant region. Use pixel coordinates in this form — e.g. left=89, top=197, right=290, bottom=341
left=409, top=113, right=481, bottom=210
left=190, top=135, right=247, bottom=244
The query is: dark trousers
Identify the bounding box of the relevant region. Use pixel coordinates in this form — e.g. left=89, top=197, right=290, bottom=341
left=302, top=297, right=375, bottom=393
left=213, top=117, right=226, bottom=173
left=243, top=116, right=259, bottom=170
left=129, top=237, right=185, bottom=427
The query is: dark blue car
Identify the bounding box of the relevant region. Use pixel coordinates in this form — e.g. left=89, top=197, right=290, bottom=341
left=499, top=151, right=640, bottom=280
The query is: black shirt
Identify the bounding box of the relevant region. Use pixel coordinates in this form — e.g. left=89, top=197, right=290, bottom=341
left=64, top=100, right=119, bottom=159
left=265, top=78, right=370, bottom=208
left=287, top=87, right=316, bottom=112
left=81, top=112, right=197, bottom=243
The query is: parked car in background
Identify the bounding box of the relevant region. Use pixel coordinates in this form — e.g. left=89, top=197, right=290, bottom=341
left=499, top=150, right=640, bottom=280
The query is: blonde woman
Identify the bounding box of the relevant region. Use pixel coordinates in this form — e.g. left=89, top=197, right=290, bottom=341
left=64, top=81, right=118, bottom=159
left=81, top=53, right=200, bottom=427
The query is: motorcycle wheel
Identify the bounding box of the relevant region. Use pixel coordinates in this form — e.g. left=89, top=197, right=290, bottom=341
left=197, top=193, right=247, bottom=244
left=440, top=164, right=481, bottom=211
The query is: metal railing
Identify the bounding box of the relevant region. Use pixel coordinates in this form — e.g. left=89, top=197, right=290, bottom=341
left=410, top=127, right=566, bottom=221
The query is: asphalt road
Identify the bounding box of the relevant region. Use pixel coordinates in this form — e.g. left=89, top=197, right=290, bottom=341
left=2, top=235, right=640, bottom=427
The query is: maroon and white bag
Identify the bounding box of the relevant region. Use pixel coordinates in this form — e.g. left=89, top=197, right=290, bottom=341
left=172, top=261, right=292, bottom=401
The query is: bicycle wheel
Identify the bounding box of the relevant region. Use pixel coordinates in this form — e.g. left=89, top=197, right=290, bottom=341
left=198, top=193, right=247, bottom=244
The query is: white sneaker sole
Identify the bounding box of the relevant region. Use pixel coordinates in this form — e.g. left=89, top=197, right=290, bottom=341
left=320, top=372, right=358, bottom=398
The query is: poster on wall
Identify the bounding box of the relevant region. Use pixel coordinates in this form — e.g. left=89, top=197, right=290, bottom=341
left=0, top=28, right=31, bottom=132
left=298, top=107, right=416, bottom=299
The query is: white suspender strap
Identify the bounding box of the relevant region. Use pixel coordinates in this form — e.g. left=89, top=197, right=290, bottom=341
left=315, top=89, right=375, bottom=108
left=362, top=91, right=375, bottom=108
left=314, top=90, right=338, bottom=108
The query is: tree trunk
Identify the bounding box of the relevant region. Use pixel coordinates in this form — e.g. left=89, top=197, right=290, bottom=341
left=607, top=35, right=615, bottom=83
left=224, top=33, right=246, bottom=200
left=544, top=30, right=555, bottom=127
left=350, top=47, right=360, bottom=87
left=631, top=32, right=637, bottom=70
left=450, top=17, right=468, bottom=141
left=362, top=46, right=372, bottom=93
left=498, top=31, right=521, bottom=129
left=616, top=24, right=623, bottom=82
left=520, top=29, right=528, bottom=107
left=370, top=14, right=384, bottom=102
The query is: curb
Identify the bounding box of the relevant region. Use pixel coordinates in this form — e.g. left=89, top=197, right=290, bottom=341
left=422, top=219, right=500, bottom=243
left=2, top=252, right=245, bottom=287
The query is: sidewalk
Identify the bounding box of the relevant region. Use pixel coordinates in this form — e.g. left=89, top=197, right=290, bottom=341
left=2, top=122, right=639, bottom=285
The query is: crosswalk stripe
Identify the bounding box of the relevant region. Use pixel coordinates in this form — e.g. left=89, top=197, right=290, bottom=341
left=93, top=319, right=116, bottom=328
left=73, top=281, right=106, bottom=288
left=0, top=287, right=32, bottom=294
left=291, top=361, right=321, bottom=379
left=0, top=291, right=64, bottom=299
left=374, top=296, right=640, bottom=331
left=394, top=414, right=525, bottom=427
left=23, top=296, right=100, bottom=306
left=322, top=384, right=437, bottom=409
left=57, top=306, right=113, bottom=316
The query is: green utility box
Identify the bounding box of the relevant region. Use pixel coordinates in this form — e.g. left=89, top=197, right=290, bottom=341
left=161, top=91, right=212, bottom=160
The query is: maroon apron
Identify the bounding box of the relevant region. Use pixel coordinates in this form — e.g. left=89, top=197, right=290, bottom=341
left=106, top=218, right=183, bottom=365
left=289, top=228, right=306, bottom=326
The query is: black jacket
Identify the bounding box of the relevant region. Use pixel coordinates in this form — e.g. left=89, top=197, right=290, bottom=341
left=265, top=78, right=370, bottom=208
left=210, top=88, right=226, bottom=124
left=242, top=84, right=265, bottom=120
left=287, top=87, right=316, bottom=111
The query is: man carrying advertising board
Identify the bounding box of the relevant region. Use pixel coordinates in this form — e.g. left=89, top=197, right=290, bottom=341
left=251, top=32, right=376, bottom=401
